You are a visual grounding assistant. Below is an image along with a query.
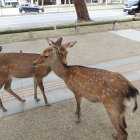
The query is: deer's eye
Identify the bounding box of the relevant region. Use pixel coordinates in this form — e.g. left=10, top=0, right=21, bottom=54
left=44, top=56, right=48, bottom=58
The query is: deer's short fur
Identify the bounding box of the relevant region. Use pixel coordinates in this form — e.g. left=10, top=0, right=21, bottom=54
left=0, top=38, right=77, bottom=112
left=33, top=40, right=139, bottom=140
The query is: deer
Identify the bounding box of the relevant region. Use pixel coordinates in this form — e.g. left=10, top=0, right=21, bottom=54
left=0, top=37, right=77, bottom=112
left=33, top=39, right=139, bottom=140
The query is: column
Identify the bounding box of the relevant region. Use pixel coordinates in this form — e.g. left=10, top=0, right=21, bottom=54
left=106, top=0, right=108, bottom=5
left=56, top=0, right=61, bottom=5
left=31, top=0, right=34, bottom=4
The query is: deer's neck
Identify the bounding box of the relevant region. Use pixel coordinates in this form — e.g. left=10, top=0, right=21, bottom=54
left=51, top=58, right=68, bottom=80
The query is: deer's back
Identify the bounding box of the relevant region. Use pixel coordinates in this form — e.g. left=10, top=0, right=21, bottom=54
left=65, top=66, right=131, bottom=102
left=0, top=53, right=51, bottom=78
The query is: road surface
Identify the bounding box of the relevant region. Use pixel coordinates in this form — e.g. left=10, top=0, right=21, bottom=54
left=0, top=9, right=133, bottom=29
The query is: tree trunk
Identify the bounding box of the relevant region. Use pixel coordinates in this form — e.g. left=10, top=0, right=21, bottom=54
left=74, top=0, right=91, bottom=22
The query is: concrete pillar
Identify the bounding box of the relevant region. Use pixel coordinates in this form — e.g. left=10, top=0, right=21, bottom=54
left=42, top=0, right=44, bottom=6
left=31, top=0, right=34, bottom=4
left=36, top=0, right=39, bottom=5
left=106, top=0, right=108, bottom=5
left=99, top=0, right=102, bottom=3
left=56, top=0, right=60, bottom=5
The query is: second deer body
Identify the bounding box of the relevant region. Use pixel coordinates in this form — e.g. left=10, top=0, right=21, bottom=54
left=0, top=38, right=77, bottom=112
left=33, top=40, right=139, bottom=140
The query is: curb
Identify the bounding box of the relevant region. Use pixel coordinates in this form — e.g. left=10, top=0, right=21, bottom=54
left=0, top=17, right=140, bottom=35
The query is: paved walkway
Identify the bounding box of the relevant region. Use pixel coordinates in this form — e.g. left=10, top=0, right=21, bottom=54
left=1, top=54, right=140, bottom=117
left=0, top=29, right=140, bottom=140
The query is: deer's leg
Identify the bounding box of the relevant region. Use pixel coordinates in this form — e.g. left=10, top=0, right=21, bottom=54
left=0, top=79, right=7, bottom=112
left=33, top=79, right=40, bottom=102
left=0, top=99, right=7, bottom=112
left=0, top=83, right=7, bottom=112
left=36, top=79, right=50, bottom=106
left=4, top=79, right=25, bottom=102
left=74, top=94, right=82, bottom=123
left=105, top=104, right=128, bottom=140
left=121, top=116, right=127, bottom=129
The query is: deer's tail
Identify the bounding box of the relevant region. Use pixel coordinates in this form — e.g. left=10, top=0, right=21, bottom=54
left=127, top=86, right=139, bottom=112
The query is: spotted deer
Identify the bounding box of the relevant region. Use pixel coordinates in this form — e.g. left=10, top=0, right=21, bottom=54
left=0, top=38, right=77, bottom=112
left=33, top=40, right=139, bottom=140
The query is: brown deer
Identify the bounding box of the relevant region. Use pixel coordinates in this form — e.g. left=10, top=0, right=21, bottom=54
left=33, top=41, right=139, bottom=140
left=0, top=38, right=77, bottom=112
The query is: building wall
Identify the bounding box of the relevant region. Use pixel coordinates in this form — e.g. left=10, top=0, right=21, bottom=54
left=0, top=0, right=5, bottom=6
left=18, top=0, right=122, bottom=6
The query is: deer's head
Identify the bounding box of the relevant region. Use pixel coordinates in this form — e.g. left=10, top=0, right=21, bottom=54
left=33, top=38, right=77, bottom=66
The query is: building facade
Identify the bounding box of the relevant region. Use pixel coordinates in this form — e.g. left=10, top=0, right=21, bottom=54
left=23, top=0, right=122, bottom=5
left=1, top=0, right=123, bottom=7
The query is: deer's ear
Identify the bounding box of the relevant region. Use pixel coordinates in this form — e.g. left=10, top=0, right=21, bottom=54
left=66, top=41, right=77, bottom=48
left=46, top=38, right=55, bottom=46
left=54, top=37, right=63, bottom=47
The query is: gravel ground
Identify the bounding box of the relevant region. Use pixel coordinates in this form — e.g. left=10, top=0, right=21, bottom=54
left=0, top=30, right=140, bottom=140
left=0, top=96, right=140, bottom=140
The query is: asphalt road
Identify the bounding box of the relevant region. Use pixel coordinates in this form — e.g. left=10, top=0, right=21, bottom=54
left=0, top=9, right=133, bottom=29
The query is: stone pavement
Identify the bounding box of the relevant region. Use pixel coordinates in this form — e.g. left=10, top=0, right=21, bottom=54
left=1, top=54, right=140, bottom=118
left=0, top=29, right=140, bottom=140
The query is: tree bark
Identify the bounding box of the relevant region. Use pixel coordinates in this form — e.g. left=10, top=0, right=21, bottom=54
left=74, top=0, right=91, bottom=22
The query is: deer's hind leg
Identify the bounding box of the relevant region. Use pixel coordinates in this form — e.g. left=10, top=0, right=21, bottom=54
left=4, top=78, right=25, bottom=102
left=0, top=78, right=7, bottom=112
left=0, top=99, right=7, bottom=112
left=121, top=115, right=127, bottom=129
left=104, top=103, right=128, bottom=140
left=0, top=83, right=7, bottom=112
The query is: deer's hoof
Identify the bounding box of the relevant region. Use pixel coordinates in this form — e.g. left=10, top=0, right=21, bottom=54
left=74, top=119, right=81, bottom=124
left=75, top=111, right=78, bottom=115
left=21, top=99, right=26, bottom=102
left=2, top=108, right=7, bottom=112
left=112, top=134, right=117, bottom=140
left=45, top=103, right=51, bottom=106
left=35, top=98, right=40, bottom=102
left=113, top=134, right=128, bottom=140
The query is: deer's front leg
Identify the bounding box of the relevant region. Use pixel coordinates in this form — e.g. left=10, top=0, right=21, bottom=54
left=33, top=79, right=40, bottom=102
left=74, top=94, right=82, bottom=123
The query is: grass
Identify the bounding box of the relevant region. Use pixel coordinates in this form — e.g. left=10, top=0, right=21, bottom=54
left=0, top=28, right=76, bottom=44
